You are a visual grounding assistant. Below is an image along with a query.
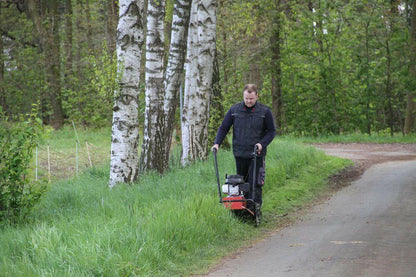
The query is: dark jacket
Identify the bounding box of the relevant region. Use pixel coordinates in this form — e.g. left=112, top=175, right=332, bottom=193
left=214, top=101, right=276, bottom=158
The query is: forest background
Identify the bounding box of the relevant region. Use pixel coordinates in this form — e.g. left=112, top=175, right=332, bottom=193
left=1, top=0, right=416, bottom=151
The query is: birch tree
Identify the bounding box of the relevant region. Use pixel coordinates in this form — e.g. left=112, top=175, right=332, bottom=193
left=161, top=0, right=192, bottom=171
left=109, top=0, right=144, bottom=187
left=181, top=0, right=217, bottom=165
left=140, top=0, right=166, bottom=172
left=181, top=0, right=199, bottom=165
left=140, top=0, right=191, bottom=173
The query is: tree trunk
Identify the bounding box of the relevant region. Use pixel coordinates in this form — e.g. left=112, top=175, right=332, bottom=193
left=48, top=0, right=64, bottom=129
left=181, top=0, right=199, bottom=165
left=65, top=0, right=73, bottom=74
left=364, top=20, right=372, bottom=135
left=140, top=0, right=166, bottom=172
left=161, top=0, right=192, bottom=170
left=26, top=0, right=64, bottom=128
left=75, top=0, right=82, bottom=74
left=385, top=40, right=394, bottom=136
left=181, top=0, right=217, bottom=165
left=85, top=0, right=94, bottom=53
left=384, top=0, right=397, bottom=136
left=106, top=0, right=118, bottom=54
left=209, top=48, right=229, bottom=148
left=270, top=4, right=283, bottom=134
left=404, top=0, right=416, bottom=134
left=0, top=5, right=6, bottom=115
left=109, top=0, right=145, bottom=187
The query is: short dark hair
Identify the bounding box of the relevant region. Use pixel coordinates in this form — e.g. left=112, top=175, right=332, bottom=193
left=243, top=84, right=258, bottom=94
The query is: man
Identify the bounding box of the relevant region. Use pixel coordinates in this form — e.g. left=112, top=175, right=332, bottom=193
left=212, top=84, right=276, bottom=213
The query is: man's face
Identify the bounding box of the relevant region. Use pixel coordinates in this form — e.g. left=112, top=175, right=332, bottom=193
left=243, top=91, right=258, bottom=107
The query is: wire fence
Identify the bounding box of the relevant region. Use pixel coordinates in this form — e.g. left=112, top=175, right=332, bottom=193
left=29, top=121, right=111, bottom=182
left=30, top=122, right=186, bottom=182
left=33, top=140, right=107, bottom=182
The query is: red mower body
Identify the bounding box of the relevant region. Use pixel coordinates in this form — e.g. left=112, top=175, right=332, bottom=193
left=222, top=196, right=246, bottom=210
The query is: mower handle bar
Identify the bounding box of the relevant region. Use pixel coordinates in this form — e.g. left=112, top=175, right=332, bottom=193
left=212, top=148, right=222, bottom=202
left=211, top=144, right=258, bottom=153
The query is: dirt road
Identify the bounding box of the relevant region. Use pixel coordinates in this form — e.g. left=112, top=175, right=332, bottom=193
left=204, top=143, right=416, bottom=277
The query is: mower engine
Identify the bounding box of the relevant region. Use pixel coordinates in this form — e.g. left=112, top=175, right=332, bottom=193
left=221, top=174, right=250, bottom=210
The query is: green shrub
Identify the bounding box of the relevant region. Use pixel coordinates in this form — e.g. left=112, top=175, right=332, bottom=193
left=0, top=108, right=47, bottom=224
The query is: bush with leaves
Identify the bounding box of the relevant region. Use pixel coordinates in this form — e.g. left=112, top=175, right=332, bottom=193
left=0, top=107, right=47, bottom=224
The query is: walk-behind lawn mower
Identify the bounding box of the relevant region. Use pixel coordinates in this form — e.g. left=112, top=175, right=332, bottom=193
left=212, top=146, right=262, bottom=226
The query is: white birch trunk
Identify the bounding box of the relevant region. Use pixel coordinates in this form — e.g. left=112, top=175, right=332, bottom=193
left=109, top=0, right=144, bottom=187
left=181, top=0, right=217, bottom=165
left=162, top=0, right=192, bottom=168
left=181, top=0, right=199, bottom=165
left=195, top=0, right=217, bottom=157
left=140, top=0, right=166, bottom=171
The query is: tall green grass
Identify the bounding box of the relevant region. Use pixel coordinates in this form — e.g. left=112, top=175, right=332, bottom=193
left=0, top=140, right=351, bottom=276
left=263, top=142, right=351, bottom=215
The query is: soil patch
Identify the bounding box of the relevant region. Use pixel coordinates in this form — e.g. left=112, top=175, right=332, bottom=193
left=312, top=143, right=416, bottom=190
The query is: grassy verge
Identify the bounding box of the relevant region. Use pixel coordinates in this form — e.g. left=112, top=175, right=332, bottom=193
left=1, top=138, right=351, bottom=276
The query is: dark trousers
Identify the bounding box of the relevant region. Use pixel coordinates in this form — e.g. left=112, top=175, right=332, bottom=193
left=235, top=156, right=265, bottom=205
